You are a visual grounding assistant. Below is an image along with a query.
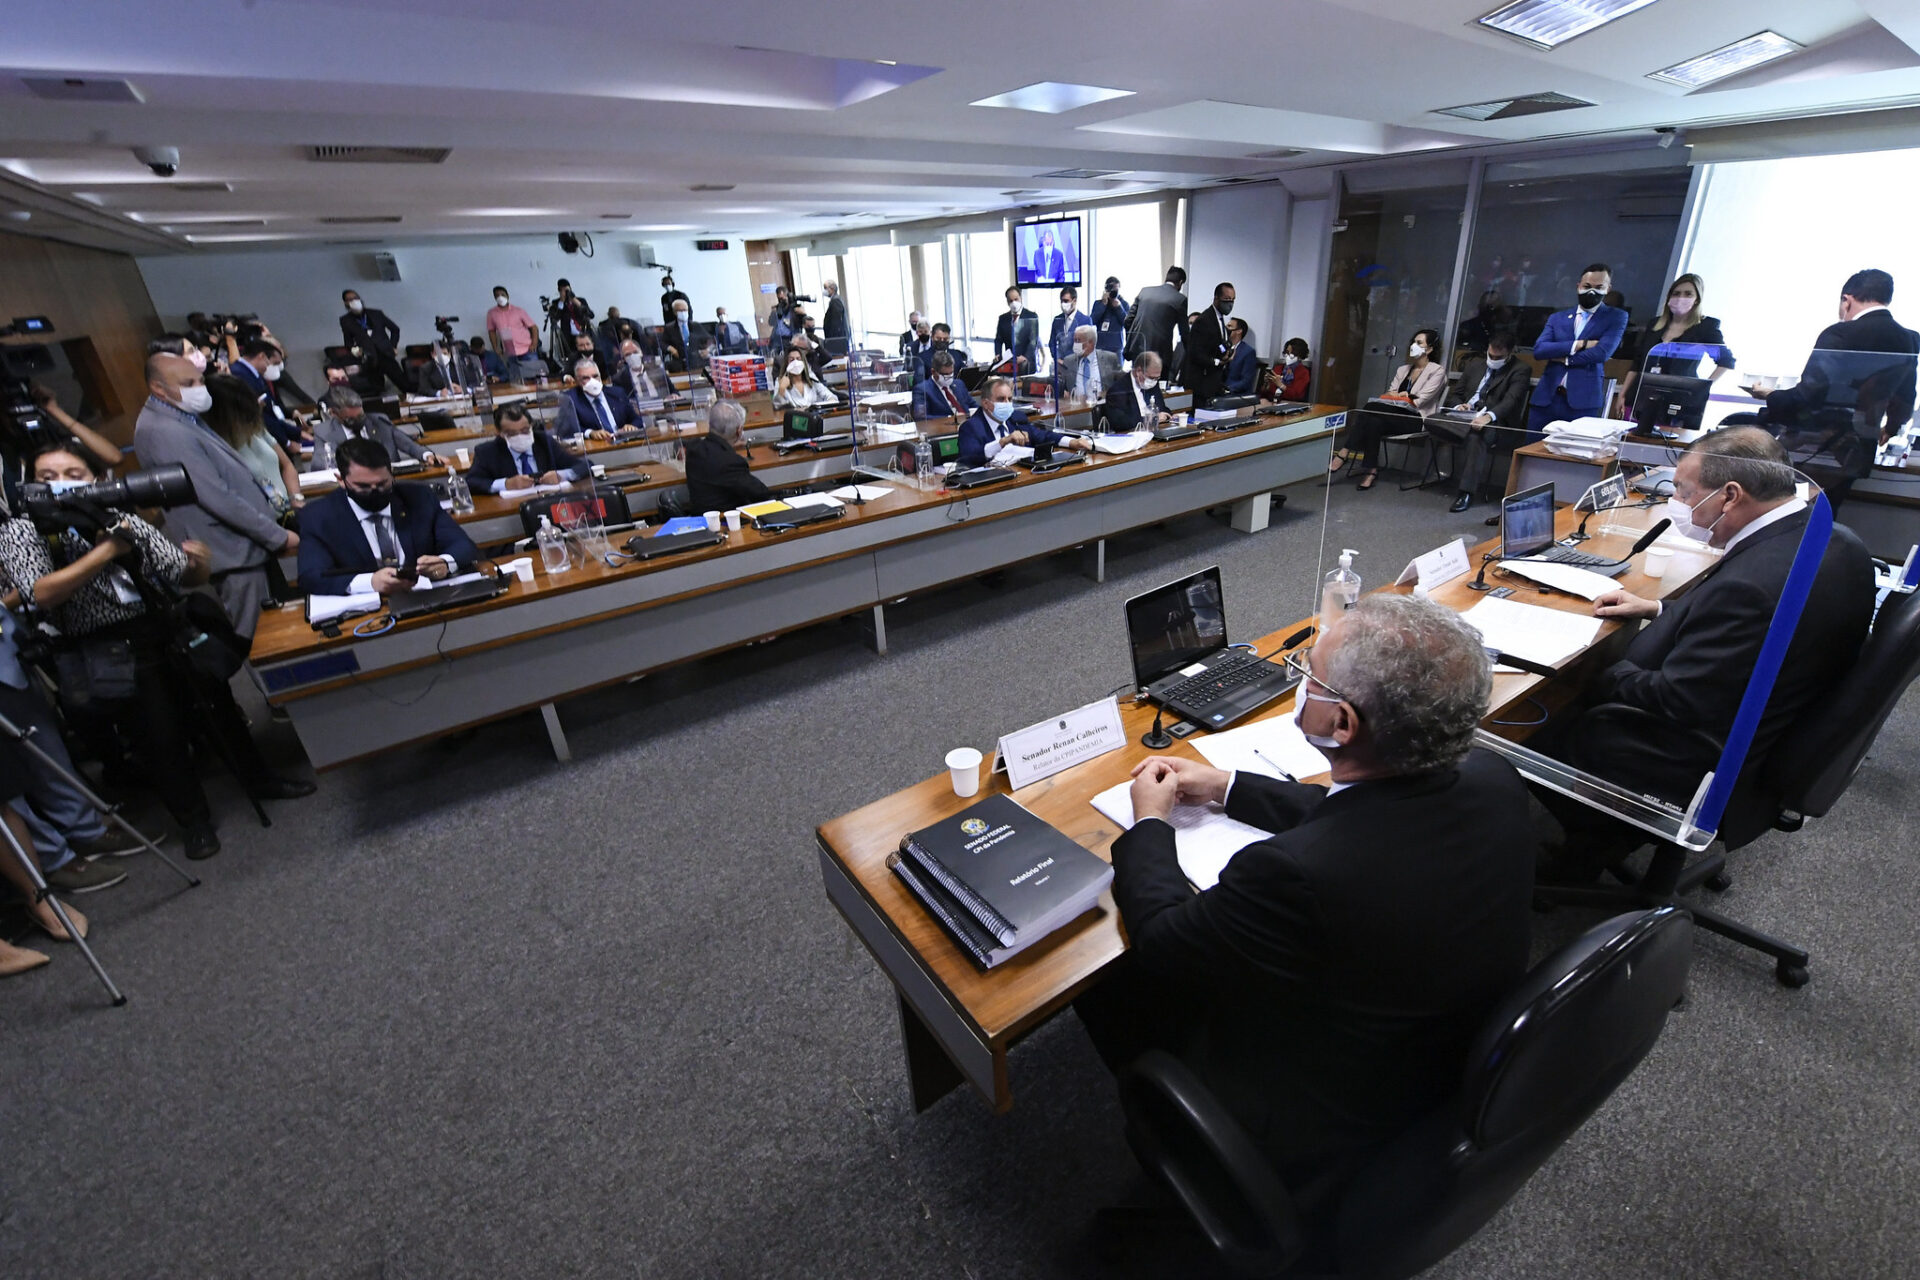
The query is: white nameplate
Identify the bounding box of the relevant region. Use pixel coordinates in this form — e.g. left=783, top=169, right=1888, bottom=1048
left=1395, top=539, right=1472, bottom=593
left=996, top=696, right=1125, bottom=791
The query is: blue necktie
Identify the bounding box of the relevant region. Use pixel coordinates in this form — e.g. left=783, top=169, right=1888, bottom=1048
left=593, top=395, right=614, bottom=432
left=518, top=449, right=535, bottom=476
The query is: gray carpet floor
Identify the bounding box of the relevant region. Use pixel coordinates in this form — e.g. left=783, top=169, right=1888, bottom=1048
left=4, top=469, right=1917, bottom=1279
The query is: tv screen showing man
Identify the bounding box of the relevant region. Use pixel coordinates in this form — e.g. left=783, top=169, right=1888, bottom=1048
left=1015, top=219, right=1082, bottom=288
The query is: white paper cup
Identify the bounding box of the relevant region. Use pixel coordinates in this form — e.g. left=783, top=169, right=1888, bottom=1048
left=512, top=559, right=535, bottom=584
left=945, top=747, right=983, bottom=797
left=703, top=511, right=723, bottom=532
left=1643, top=547, right=1673, bottom=579
left=455, top=447, right=471, bottom=467
left=723, top=509, right=742, bottom=532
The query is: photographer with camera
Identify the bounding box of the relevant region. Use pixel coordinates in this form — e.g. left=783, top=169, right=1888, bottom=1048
left=2, top=377, right=124, bottom=511
left=0, top=446, right=313, bottom=860
left=133, top=353, right=296, bottom=642
left=338, top=289, right=409, bottom=396
left=548, top=278, right=595, bottom=345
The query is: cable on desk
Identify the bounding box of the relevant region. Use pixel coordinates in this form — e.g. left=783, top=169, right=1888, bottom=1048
left=1491, top=696, right=1550, bottom=728
left=352, top=614, right=397, bottom=638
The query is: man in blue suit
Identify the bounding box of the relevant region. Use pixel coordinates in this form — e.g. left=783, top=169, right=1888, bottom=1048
left=552, top=358, right=641, bottom=439
left=297, top=437, right=479, bottom=596
left=1089, top=277, right=1129, bottom=355
left=915, top=324, right=971, bottom=382
left=1049, top=286, right=1092, bottom=377
left=913, top=351, right=977, bottom=421
left=956, top=377, right=1089, bottom=467
left=1527, top=263, right=1628, bottom=437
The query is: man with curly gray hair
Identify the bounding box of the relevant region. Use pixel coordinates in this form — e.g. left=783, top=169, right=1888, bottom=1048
left=1075, top=593, right=1536, bottom=1178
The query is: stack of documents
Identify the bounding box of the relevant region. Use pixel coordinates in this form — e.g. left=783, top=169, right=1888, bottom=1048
left=297, top=468, right=339, bottom=490
left=1090, top=781, right=1267, bottom=892
left=1092, top=431, right=1153, bottom=455
left=1542, top=416, right=1622, bottom=460
left=1460, top=597, right=1602, bottom=670
left=828, top=483, right=892, bottom=501
left=783, top=492, right=844, bottom=510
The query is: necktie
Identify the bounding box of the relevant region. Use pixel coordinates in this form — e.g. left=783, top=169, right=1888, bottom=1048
left=943, top=384, right=962, bottom=415
left=1079, top=359, right=1092, bottom=398
left=374, top=513, right=400, bottom=565
left=593, top=395, right=614, bottom=432
left=518, top=449, right=535, bottom=477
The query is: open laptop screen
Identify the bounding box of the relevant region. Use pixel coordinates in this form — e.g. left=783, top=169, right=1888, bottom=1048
left=1126, top=567, right=1229, bottom=688
left=1501, top=483, right=1557, bottom=559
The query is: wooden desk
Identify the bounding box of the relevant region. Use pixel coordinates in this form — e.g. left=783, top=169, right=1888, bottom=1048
left=816, top=503, right=1716, bottom=1114
left=1506, top=439, right=1619, bottom=501
left=250, top=403, right=1349, bottom=768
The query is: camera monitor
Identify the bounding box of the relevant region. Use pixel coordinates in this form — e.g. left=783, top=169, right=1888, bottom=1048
left=1014, top=217, right=1082, bottom=290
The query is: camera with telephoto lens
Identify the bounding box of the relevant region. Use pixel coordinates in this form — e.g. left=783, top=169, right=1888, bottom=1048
left=21, top=465, right=198, bottom=530
left=789, top=293, right=815, bottom=304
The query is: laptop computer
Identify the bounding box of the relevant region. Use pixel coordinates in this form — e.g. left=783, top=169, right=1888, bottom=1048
left=624, top=527, right=725, bottom=559
left=1500, top=483, right=1627, bottom=575
left=1125, top=567, right=1300, bottom=729
left=1015, top=436, right=1086, bottom=473
left=386, top=574, right=510, bottom=621
left=946, top=466, right=1018, bottom=490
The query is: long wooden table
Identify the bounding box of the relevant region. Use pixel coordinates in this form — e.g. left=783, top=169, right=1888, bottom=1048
left=249, top=402, right=1342, bottom=768
left=814, top=502, right=1719, bottom=1114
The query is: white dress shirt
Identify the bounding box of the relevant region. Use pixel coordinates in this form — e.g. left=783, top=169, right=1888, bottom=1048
left=346, top=501, right=454, bottom=595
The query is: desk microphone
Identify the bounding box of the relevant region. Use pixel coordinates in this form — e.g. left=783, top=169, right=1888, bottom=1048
left=1486, top=650, right=1562, bottom=679
left=1568, top=497, right=1657, bottom=543
left=1140, top=706, right=1173, bottom=750
left=1467, top=552, right=1498, bottom=592
left=1596, top=518, right=1672, bottom=565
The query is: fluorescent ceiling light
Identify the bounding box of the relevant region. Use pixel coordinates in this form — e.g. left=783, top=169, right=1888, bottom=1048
left=629, top=224, right=696, bottom=231
left=1477, top=0, right=1663, bottom=50
left=1648, top=31, right=1802, bottom=88
left=970, top=82, right=1134, bottom=114
left=449, top=208, right=568, bottom=217
left=183, top=233, right=300, bottom=244
left=128, top=212, right=270, bottom=224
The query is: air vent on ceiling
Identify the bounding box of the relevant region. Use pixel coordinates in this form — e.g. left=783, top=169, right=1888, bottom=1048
left=689, top=183, right=735, bottom=192
left=22, top=77, right=145, bottom=103
left=1246, top=148, right=1305, bottom=160
left=1433, top=91, right=1595, bottom=122
left=305, top=146, right=451, bottom=164
left=318, top=215, right=402, bottom=224
left=598, top=213, right=633, bottom=219
left=1000, top=189, right=1041, bottom=198
left=161, top=219, right=267, bottom=229
left=172, top=182, right=233, bottom=193
left=1034, top=168, right=1122, bottom=180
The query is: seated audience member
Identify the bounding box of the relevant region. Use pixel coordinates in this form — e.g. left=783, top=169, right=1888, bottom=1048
left=661, top=299, right=705, bottom=373
left=203, top=373, right=301, bottom=522
left=1102, top=350, right=1170, bottom=433
left=297, top=438, right=479, bottom=596
left=610, top=339, right=663, bottom=400
left=464, top=403, right=591, bottom=495
left=314, top=386, right=436, bottom=466
left=1437, top=329, right=1530, bottom=512
left=915, top=323, right=970, bottom=381
left=1536, top=427, right=1874, bottom=877
left=956, top=377, right=1088, bottom=467
left=1263, top=337, right=1312, bottom=402
left=912, top=351, right=976, bottom=421
left=900, top=312, right=932, bottom=366
left=1075, top=594, right=1534, bottom=1181
left=1340, top=327, right=1445, bottom=492
left=229, top=336, right=302, bottom=449
left=1060, top=325, right=1121, bottom=404
left=0, top=445, right=310, bottom=860
left=469, top=334, right=510, bottom=382
left=711, top=307, right=752, bottom=355
left=772, top=348, right=838, bottom=409
left=553, top=359, right=641, bottom=440
left=566, top=331, right=606, bottom=379
left=598, top=307, right=641, bottom=357
left=416, top=339, right=486, bottom=396
left=683, top=400, right=773, bottom=514
left=1221, top=318, right=1259, bottom=399
left=0, top=787, right=91, bottom=976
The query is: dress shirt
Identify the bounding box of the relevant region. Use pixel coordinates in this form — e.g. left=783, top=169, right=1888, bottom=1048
left=491, top=447, right=541, bottom=494
left=937, top=379, right=966, bottom=416
left=1647, top=496, right=1807, bottom=619
left=1076, top=353, right=1104, bottom=401
left=347, top=502, right=455, bottom=595
left=1132, top=376, right=1153, bottom=422
left=588, top=390, right=616, bottom=432
left=1572, top=306, right=1595, bottom=341
left=1464, top=363, right=1496, bottom=409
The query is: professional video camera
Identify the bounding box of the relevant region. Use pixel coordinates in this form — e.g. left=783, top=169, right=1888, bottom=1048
left=789, top=293, right=816, bottom=305
left=20, top=465, right=198, bottom=530
left=434, top=314, right=460, bottom=340
left=1, top=344, right=58, bottom=453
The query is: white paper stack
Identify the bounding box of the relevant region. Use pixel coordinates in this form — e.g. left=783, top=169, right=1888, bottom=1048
left=1542, top=416, right=1622, bottom=460
left=1089, top=781, right=1268, bottom=891
left=1460, top=597, right=1602, bottom=670
left=1092, top=431, right=1153, bottom=455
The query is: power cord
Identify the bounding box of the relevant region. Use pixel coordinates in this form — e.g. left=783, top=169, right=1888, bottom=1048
left=1491, top=696, right=1550, bottom=727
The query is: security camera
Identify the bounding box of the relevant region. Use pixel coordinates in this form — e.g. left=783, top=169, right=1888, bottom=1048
left=133, top=146, right=180, bottom=177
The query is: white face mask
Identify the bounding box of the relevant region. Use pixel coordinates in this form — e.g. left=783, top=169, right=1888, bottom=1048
left=581, top=377, right=603, bottom=398
left=787, top=359, right=806, bottom=376
left=264, top=362, right=283, bottom=381
left=1280, top=353, right=1297, bottom=367
left=504, top=431, right=535, bottom=455
left=1139, top=376, right=1157, bottom=391
left=1668, top=294, right=1695, bottom=318
left=1009, top=300, right=1022, bottom=313
left=934, top=375, right=953, bottom=388
left=716, top=314, right=727, bottom=324
left=348, top=299, right=364, bottom=314
left=625, top=353, right=645, bottom=370
left=186, top=349, right=208, bottom=372
left=494, top=294, right=508, bottom=306
left=1061, top=300, right=1075, bottom=313
left=1293, top=689, right=1343, bottom=752
left=178, top=384, right=213, bottom=414
left=674, top=307, right=689, bottom=319
left=1665, top=489, right=1728, bottom=542
left=1485, top=355, right=1508, bottom=369
left=1408, top=343, right=1427, bottom=360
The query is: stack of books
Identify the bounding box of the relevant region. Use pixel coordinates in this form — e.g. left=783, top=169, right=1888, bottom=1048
left=890, top=793, right=1113, bottom=970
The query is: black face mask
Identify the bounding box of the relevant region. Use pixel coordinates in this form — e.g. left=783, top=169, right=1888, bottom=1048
left=348, top=485, right=393, bottom=514
left=1216, top=300, right=1233, bottom=316
left=931, top=339, right=948, bottom=350
left=341, top=415, right=367, bottom=435
left=1578, top=288, right=1605, bottom=309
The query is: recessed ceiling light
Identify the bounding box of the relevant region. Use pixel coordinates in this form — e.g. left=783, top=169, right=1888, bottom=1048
left=183, top=232, right=300, bottom=243
left=449, top=208, right=568, bottom=217
left=1648, top=30, right=1802, bottom=88
left=1035, top=168, right=1124, bottom=180
left=1476, top=0, right=1663, bottom=51
left=1434, top=90, right=1597, bottom=121
left=970, top=82, right=1134, bottom=114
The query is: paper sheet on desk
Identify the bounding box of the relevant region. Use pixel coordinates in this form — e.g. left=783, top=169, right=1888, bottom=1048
left=829, top=483, right=893, bottom=501
left=1460, top=597, right=1602, bottom=671
left=988, top=444, right=1034, bottom=466
left=783, top=492, right=845, bottom=510
left=1190, top=716, right=1330, bottom=784
left=306, top=593, right=379, bottom=626
left=297, top=468, right=338, bottom=490
left=1090, top=781, right=1269, bottom=891
left=1498, top=559, right=1618, bottom=601
left=497, top=481, right=575, bottom=501
left=1092, top=431, right=1153, bottom=455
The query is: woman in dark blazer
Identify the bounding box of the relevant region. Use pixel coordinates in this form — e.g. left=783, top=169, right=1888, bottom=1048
left=1615, top=273, right=1734, bottom=421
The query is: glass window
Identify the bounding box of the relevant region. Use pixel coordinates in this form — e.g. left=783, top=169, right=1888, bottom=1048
left=1093, top=201, right=1163, bottom=306
left=846, top=244, right=907, bottom=348
left=1319, top=184, right=1468, bottom=410
left=963, top=229, right=1012, bottom=360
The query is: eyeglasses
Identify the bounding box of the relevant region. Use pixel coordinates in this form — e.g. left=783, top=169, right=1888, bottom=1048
left=1280, top=646, right=1355, bottom=709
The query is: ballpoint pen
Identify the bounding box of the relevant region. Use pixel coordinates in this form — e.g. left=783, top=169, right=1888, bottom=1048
left=1250, top=747, right=1296, bottom=782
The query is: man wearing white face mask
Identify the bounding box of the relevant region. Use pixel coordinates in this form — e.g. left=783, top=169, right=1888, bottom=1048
left=132, top=352, right=296, bottom=638
left=338, top=289, right=407, bottom=395
left=553, top=359, right=640, bottom=441
left=1439, top=329, right=1530, bottom=512
left=661, top=300, right=706, bottom=374
left=1060, top=325, right=1121, bottom=405
left=1075, top=594, right=1534, bottom=1180
left=911, top=350, right=977, bottom=421
left=462, top=403, right=591, bottom=496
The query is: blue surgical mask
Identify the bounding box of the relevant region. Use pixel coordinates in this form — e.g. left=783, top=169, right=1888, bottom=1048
left=990, top=401, right=1015, bottom=423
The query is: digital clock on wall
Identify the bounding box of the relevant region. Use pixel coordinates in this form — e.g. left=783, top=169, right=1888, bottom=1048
left=695, top=239, right=729, bottom=251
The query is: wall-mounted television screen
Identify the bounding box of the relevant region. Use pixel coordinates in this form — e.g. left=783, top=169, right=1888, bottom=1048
left=1014, top=216, right=1082, bottom=290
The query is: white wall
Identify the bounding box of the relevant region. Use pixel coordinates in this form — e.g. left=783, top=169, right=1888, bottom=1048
left=1280, top=196, right=1332, bottom=360
left=1186, top=184, right=1292, bottom=363
left=135, top=234, right=753, bottom=388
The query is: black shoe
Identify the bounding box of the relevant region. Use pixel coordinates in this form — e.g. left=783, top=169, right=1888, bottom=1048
left=249, top=775, right=317, bottom=801
left=183, top=824, right=221, bottom=861
left=1449, top=492, right=1472, bottom=513
left=1483, top=513, right=1501, bottom=527
left=44, top=857, right=129, bottom=895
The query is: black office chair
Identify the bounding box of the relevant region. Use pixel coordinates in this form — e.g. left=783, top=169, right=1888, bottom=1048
left=1536, top=584, right=1920, bottom=987
left=1109, top=907, right=1692, bottom=1279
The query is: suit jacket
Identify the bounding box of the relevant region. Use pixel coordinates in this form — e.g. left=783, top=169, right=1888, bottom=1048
left=296, top=484, right=479, bottom=596
left=1102, top=378, right=1166, bottom=433
left=553, top=384, right=641, bottom=439
left=1437, top=356, right=1530, bottom=441
left=1529, top=304, right=1628, bottom=411
left=1638, top=316, right=1735, bottom=377
left=955, top=408, right=1061, bottom=467
left=1060, top=349, right=1122, bottom=402
left=1110, top=756, right=1535, bottom=1171
left=1222, top=343, right=1259, bottom=398
left=899, top=330, right=930, bottom=366
left=1581, top=508, right=1874, bottom=804
left=1127, top=283, right=1189, bottom=367
left=822, top=295, right=850, bottom=346
left=711, top=319, right=753, bottom=355
left=1049, top=309, right=1092, bottom=365
left=132, top=397, right=291, bottom=570
left=683, top=435, right=773, bottom=514
left=993, top=309, right=1040, bottom=370
left=1383, top=361, right=1448, bottom=416
left=915, top=345, right=970, bottom=382
left=340, top=307, right=400, bottom=356
left=463, top=430, right=591, bottom=494
left=1089, top=296, right=1129, bottom=353
left=230, top=360, right=301, bottom=449
left=1034, top=247, right=1066, bottom=281
left=1766, top=308, right=1918, bottom=443
left=312, top=411, right=429, bottom=464
left=1185, top=308, right=1233, bottom=400
left=660, top=317, right=708, bottom=370
left=415, top=354, right=487, bottom=396
left=1268, top=361, right=1311, bottom=402
left=912, top=376, right=976, bottom=421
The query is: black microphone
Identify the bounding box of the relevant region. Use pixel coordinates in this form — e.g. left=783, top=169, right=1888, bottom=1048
left=1486, top=649, right=1562, bottom=678
left=1140, top=706, right=1173, bottom=749
left=1467, top=552, right=1497, bottom=592
left=1568, top=496, right=1657, bottom=543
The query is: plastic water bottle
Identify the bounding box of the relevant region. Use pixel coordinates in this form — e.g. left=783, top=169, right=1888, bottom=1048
left=1320, top=548, right=1361, bottom=633
left=914, top=435, right=935, bottom=489
left=448, top=470, right=474, bottom=513
left=536, top=515, right=568, bottom=575
left=311, top=436, right=334, bottom=472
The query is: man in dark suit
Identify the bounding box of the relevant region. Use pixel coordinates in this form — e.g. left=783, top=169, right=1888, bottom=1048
left=1537, top=427, right=1875, bottom=873
left=297, top=437, right=479, bottom=596
left=229, top=336, right=302, bottom=448
left=1049, top=287, right=1091, bottom=375
left=899, top=313, right=932, bottom=367
left=338, top=289, right=408, bottom=396
left=912, top=351, right=976, bottom=421
left=1184, top=282, right=1236, bottom=403
left=711, top=306, right=753, bottom=355
left=683, top=401, right=773, bottom=514
left=820, top=281, right=851, bottom=359
left=1089, top=277, right=1129, bottom=356
left=1526, top=263, right=1629, bottom=436
left=1221, top=317, right=1259, bottom=399
left=955, top=377, right=1088, bottom=467
left=414, top=340, right=486, bottom=396
left=1102, top=351, right=1170, bottom=433
left=660, top=299, right=705, bottom=373
left=1439, top=329, right=1532, bottom=512
left=464, top=403, right=592, bottom=496
left=1127, top=267, right=1190, bottom=371
left=993, top=287, right=1040, bottom=374
left=915, top=324, right=970, bottom=382
left=552, top=358, right=641, bottom=440
left=610, top=339, right=663, bottom=401
left=1077, top=594, right=1535, bottom=1180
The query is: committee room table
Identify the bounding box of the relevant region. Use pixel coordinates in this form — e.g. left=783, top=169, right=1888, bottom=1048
left=249, top=403, right=1348, bottom=768
left=815, top=502, right=1718, bottom=1114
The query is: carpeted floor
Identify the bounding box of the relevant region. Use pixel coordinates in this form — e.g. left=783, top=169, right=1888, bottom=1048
left=4, top=470, right=1917, bottom=1279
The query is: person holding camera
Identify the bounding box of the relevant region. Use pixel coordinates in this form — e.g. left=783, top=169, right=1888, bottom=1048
left=2, top=383, right=124, bottom=512
left=1089, top=277, right=1129, bottom=356
left=0, top=446, right=313, bottom=860
left=551, top=279, right=595, bottom=345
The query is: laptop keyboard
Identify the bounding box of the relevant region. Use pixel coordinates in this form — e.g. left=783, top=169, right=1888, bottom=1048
left=1162, top=653, right=1280, bottom=709
left=1535, top=544, right=1616, bottom=569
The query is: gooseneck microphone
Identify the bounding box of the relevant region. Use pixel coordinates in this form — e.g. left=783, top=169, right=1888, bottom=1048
left=1467, top=552, right=1498, bottom=592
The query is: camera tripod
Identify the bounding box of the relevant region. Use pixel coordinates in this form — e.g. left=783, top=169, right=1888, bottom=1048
left=0, top=705, right=200, bottom=1006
